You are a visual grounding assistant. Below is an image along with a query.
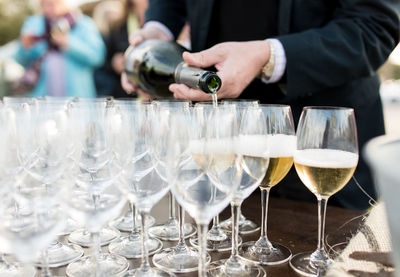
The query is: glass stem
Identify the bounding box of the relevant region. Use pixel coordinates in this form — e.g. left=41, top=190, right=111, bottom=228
left=259, top=187, right=272, bottom=244
left=91, top=232, right=101, bottom=277
left=197, top=223, right=209, bottom=277
left=91, top=193, right=101, bottom=277
left=41, top=249, right=52, bottom=277
left=317, top=197, right=328, bottom=253
left=176, top=204, right=188, bottom=252
left=129, top=202, right=140, bottom=239
left=168, top=191, right=176, bottom=220
left=231, top=201, right=241, bottom=259
left=139, top=211, right=151, bottom=272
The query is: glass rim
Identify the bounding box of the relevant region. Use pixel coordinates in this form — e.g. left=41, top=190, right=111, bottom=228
left=221, top=98, right=260, bottom=103
left=302, top=106, right=354, bottom=111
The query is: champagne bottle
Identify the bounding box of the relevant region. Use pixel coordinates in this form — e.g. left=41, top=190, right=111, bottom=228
left=124, top=39, right=221, bottom=98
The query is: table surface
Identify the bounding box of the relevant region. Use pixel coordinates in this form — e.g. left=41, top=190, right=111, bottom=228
left=52, top=192, right=364, bottom=276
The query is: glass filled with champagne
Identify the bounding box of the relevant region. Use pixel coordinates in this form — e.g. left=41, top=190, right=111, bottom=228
left=241, top=104, right=296, bottom=265
left=289, top=106, right=358, bottom=276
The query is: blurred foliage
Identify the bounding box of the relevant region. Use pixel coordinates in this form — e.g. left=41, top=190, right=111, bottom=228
left=0, top=0, right=33, bottom=46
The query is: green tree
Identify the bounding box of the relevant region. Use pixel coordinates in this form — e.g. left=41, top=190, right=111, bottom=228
left=0, top=0, right=33, bottom=45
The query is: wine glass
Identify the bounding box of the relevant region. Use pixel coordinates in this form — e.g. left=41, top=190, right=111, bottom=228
left=289, top=106, right=359, bottom=276
left=111, top=99, right=155, bottom=232
left=148, top=99, right=197, bottom=241
left=120, top=106, right=174, bottom=277
left=67, top=98, right=121, bottom=247
left=0, top=103, right=37, bottom=277
left=219, top=99, right=262, bottom=234
left=169, top=105, right=241, bottom=276
left=151, top=106, right=207, bottom=273
left=3, top=102, right=73, bottom=276
left=190, top=102, right=243, bottom=252
left=207, top=105, right=268, bottom=276
left=241, top=104, right=295, bottom=265
left=26, top=101, right=85, bottom=269
left=65, top=100, right=129, bottom=277
left=108, top=101, right=162, bottom=258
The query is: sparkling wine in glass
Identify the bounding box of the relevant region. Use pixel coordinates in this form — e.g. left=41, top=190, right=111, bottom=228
left=169, top=105, right=241, bottom=277
left=241, top=104, right=295, bottom=265
left=208, top=105, right=269, bottom=277
left=289, top=106, right=358, bottom=276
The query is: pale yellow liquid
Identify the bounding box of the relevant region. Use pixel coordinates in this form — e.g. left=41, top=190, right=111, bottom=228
left=294, top=163, right=356, bottom=197
left=260, top=156, right=293, bottom=188
left=294, top=149, right=358, bottom=197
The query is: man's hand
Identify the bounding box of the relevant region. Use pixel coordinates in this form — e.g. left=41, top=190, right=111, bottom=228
left=170, top=40, right=270, bottom=101
left=111, top=52, right=125, bottom=75
left=121, top=24, right=172, bottom=94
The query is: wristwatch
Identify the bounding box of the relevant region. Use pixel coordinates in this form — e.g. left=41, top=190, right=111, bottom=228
left=260, top=40, right=275, bottom=80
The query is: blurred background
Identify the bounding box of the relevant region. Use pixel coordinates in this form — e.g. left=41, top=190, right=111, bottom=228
left=0, top=0, right=399, bottom=134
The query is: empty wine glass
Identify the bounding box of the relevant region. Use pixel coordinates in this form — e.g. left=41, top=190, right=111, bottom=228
left=289, top=106, right=359, bottom=276
left=109, top=101, right=162, bottom=258
left=241, top=104, right=295, bottom=265
left=208, top=105, right=268, bottom=277
left=121, top=106, right=174, bottom=277
left=0, top=103, right=36, bottom=277
left=65, top=100, right=128, bottom=277
left=110, top=99, right=155, bottom=232
left=148, top=99, right=196, bottom=241
left=169, top=105, right=241, bottom=276
left=2, top=102, right=72, bottom=276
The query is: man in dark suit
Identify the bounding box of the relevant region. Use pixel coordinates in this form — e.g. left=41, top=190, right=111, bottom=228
left=122, top=0, right=400, bottom=210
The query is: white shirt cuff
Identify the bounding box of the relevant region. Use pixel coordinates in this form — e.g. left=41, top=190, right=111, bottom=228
left=261, top=38, right=287, bottom=84
left=143, top=21, right=175, bottom=40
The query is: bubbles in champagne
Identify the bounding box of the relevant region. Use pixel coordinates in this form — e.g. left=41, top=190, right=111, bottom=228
left=294, top=149, right=358, bottom=168
left=267, top=134, right=296, bottom=157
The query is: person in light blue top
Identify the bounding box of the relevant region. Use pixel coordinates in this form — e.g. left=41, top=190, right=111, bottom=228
left=13, top=0, right=105, bottom=98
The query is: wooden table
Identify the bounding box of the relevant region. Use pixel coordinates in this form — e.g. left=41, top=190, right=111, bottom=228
left=52, top=192, right=363, bottom=276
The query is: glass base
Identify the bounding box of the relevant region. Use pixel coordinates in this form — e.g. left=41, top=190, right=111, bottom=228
left=111, top=212, right=155, bottom=232
left=220, top=217, right=260, bottom=235
left=240, top=241, right=292, bottom=265
left=289, top=251, right=333, bottom=277
left=190, top=233, right=242, bottom=252
left=108, top=235, right=163, bottom=259
left=207, top=258, right=266, bottom=277
left=66, top=253, right=129, bottom=277
left=149, top=220, right=196, bottom=241
left=0, top=262, right=36, bottom=277
left=68, top=227, right=120, bottom=247
left=152, top=245, right=211, bottom=273
left=35, top=243, right=84, bottom=268
left=123, top=267, right=176, bottom=277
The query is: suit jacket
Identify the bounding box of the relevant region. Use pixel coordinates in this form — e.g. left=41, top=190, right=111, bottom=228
left=146, top=0, right=400, bottom=210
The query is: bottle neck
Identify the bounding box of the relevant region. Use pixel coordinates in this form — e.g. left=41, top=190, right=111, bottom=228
left=174, top=62, right=221, bottom=94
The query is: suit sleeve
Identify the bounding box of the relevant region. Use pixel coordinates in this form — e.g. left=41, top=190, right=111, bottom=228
left=145, top=0, right=187, bottom=39
left=277, top=0, right=400, bottom=100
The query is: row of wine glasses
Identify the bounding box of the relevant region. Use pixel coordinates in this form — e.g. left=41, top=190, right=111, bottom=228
left=0, top=96, right=359, bottom=277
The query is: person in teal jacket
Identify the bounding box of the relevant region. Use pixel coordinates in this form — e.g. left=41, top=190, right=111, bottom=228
left=13, top=0, right=105, bottom=98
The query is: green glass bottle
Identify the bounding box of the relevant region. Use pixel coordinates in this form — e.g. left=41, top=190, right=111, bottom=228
left=124, top=39, right=221, bottom=98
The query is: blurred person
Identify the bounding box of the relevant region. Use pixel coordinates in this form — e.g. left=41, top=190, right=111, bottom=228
left=13, top=0, right=105, bottom=97
left=122, top=0, right=400, bottom=210
left=104, top=0, right=148, bottom=98
left=92, top=0, right=125, bottom=96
